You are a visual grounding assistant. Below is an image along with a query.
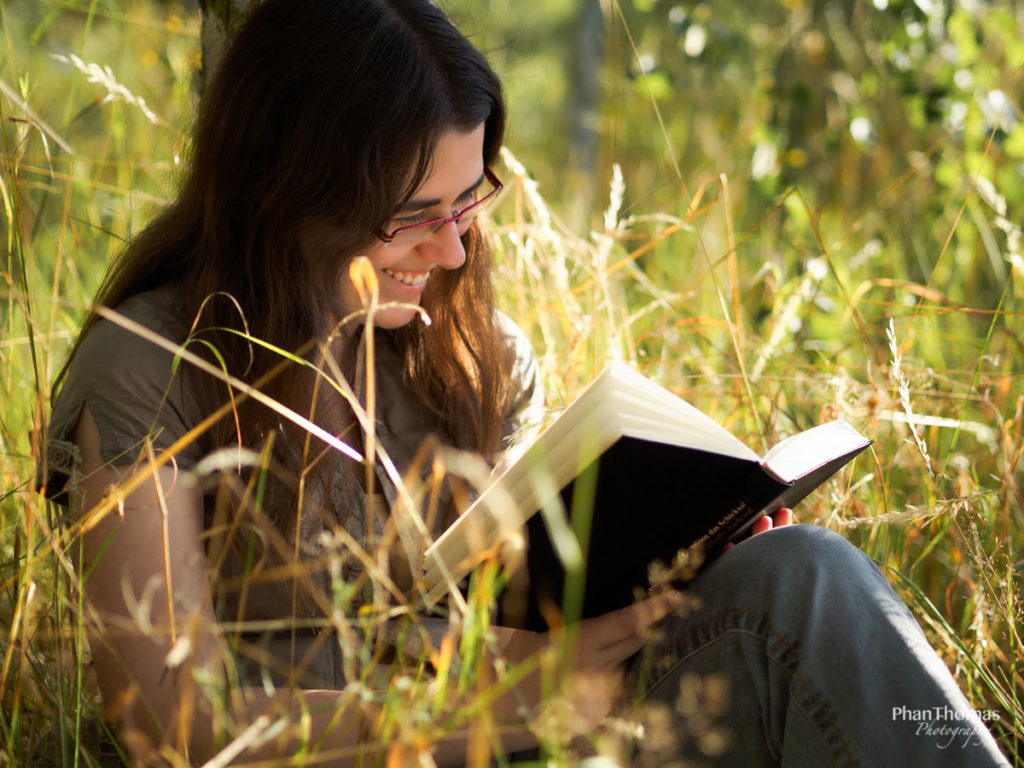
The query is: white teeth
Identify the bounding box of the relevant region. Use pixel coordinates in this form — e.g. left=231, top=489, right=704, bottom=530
left=384, top=268, right=431, bottom=286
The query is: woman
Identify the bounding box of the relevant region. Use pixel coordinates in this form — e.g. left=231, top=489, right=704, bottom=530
left=41, top=1, right=1008, bottom=765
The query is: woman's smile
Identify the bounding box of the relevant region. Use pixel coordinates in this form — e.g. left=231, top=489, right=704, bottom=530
left=382, top=266, right=433, bottom=288
left=346, top=124, right=484, bottom=328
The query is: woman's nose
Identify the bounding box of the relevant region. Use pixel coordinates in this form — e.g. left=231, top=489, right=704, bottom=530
left=416, top=220, right=467, bottom=270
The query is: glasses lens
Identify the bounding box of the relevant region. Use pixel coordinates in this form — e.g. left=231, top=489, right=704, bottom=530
left=387, top=225, right=433, bottom=248
left=383, top=173, right=501, bottom=247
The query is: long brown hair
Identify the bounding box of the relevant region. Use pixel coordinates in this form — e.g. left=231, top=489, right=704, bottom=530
left=56, top=0, right=516, bottom=531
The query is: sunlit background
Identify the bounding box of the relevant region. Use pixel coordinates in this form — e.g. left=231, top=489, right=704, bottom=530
left=2, top=0, right=1022, bottom=763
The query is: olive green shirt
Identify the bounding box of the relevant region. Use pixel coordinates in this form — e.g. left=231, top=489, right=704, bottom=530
left=41, top=285, right=544, bottom=687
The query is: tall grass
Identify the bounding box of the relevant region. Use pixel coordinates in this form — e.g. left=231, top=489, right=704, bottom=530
left=1, top=1, right=1022, bottom=765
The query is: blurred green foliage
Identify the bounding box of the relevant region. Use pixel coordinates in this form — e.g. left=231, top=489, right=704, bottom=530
left=1, top=0, right=1022, bottom=763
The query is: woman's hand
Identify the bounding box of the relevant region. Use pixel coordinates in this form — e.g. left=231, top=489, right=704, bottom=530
left=492, top=591, right=684, bottom=726
left=511, top=590, right=684, bottom=670
left=721, top=507, right=793, bottom=553
left=750, top=506, right=793, bottom=535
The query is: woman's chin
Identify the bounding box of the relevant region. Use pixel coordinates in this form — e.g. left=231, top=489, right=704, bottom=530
left=373, top=304, right=423, bottom=329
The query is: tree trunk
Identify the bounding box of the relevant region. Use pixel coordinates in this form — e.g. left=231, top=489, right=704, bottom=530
left=566, top=0, right=606, bottom=223
left=567, top=0, right=605, bottom=178
left=197, top=0, right=255, bottom=94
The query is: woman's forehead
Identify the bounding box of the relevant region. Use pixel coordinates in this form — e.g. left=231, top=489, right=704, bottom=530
left=403, top=125, right=486, bottom=208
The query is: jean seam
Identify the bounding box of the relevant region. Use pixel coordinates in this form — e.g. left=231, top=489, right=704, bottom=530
left=639, top=609, right=858, bottom=767
left=785, top=666, right=859, bottom=768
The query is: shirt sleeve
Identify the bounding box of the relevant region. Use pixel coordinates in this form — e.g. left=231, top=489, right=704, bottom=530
left=39, top=300, right=203, bottom=507
left=496, top=312, right=546, bottom=461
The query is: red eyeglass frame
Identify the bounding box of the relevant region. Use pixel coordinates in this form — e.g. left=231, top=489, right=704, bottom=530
left=379, top=168, right=504, bottom=245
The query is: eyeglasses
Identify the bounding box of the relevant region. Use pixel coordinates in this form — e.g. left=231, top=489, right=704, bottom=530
left=380, top=168, right=503, bottom=247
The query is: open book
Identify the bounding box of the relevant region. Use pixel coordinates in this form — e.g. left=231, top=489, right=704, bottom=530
left=421, top=361, right=872, bottom=630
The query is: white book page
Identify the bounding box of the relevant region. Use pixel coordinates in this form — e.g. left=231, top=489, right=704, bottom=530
left=422, top=362, right=760, bottom=596
left=601, top=363, right=758, bottom=460
left=761, top=420, right=871, bottom=483
left=423, top=410, right=623, bottom=586
left=423, top=415, right=619, bottom=582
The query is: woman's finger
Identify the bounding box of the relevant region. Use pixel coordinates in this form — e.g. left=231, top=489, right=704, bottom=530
left=772, top=507, right=793, bottom=527
left=577, top=627, right=651, bottom=669
left=572, top=592, right=684, bottom=668
left=750, top=515, right=773, bottom=536
left=584, top=592, right=683, bottom=647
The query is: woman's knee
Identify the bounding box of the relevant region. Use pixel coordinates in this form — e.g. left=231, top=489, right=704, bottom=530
left=731, top=523, right=873, bottom=578
left=691, top=524, right=885, bottom=615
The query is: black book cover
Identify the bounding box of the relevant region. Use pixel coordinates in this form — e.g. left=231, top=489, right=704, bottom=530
left=420, top=363, right=872, bottom=622
left=500, top=437, right=846, bottom=631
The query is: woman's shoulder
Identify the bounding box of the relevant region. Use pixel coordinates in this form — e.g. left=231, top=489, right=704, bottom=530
left=80, top=284, right=190, bottom=352
left=64, top=285, right=194, bottom=400
left=494, top=310, right=536, bottom=372
left=42, top=285, right=203, bottom=504
left=494, top=311, right=546, bottom=451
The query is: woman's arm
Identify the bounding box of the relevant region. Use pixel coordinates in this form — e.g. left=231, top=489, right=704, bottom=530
left=73, top=405, right=676, bottom=765
left=72, top=405, right=379, bottom=763
left=73, top=405, right=219, bottom=755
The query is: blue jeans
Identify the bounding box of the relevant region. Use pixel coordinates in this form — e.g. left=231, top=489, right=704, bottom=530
left=624, top=525, right=1010, bottom=766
